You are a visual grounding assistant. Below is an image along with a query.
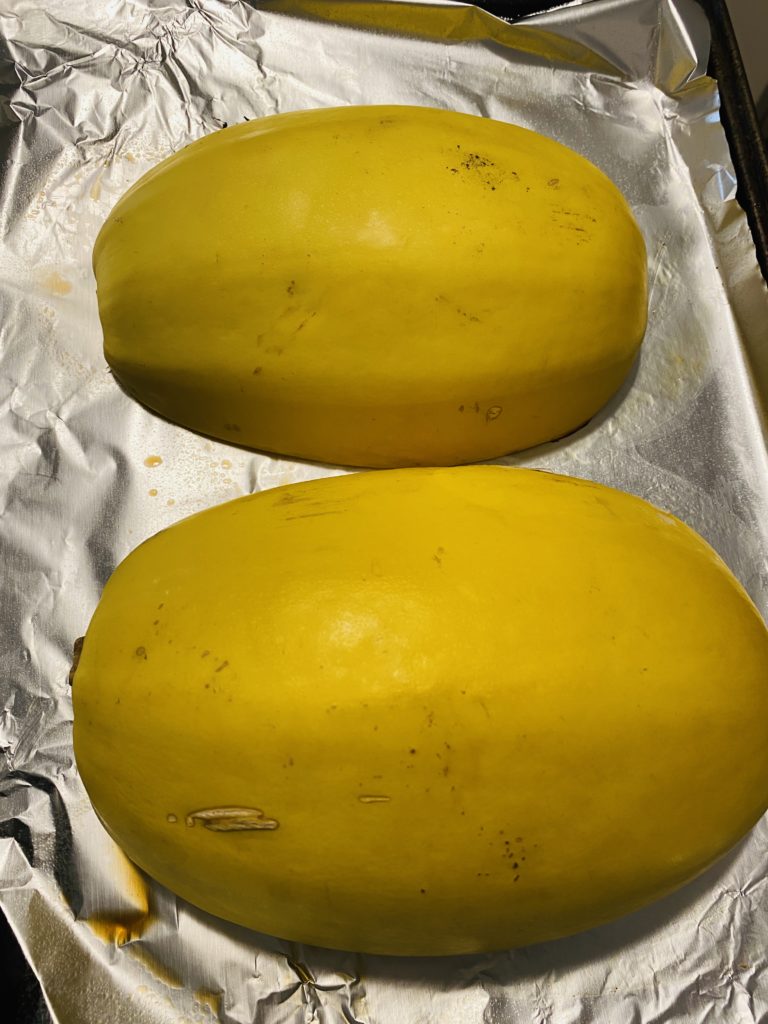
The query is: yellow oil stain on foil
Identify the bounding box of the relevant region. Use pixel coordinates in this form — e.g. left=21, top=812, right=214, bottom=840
left=128, top=944, right=184, bottom=989
left=144, top=455, right=163, bottom=468
left=85, top=913, right=149, bottom=947
left=40, top=270, right=72, bottom=296
left=194, top=988, right=222, bottom=1017
left=82, top=855, right=153, bottom=946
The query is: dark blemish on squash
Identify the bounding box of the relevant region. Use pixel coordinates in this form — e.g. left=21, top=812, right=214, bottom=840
left=409, top=748, right=417, bottom=755
left=204, top=683, right=210, bottom=689
left=135, top=646, right=147, bottom=660
left=287, top=280, right=296, bottom=295
left=158, top=603, right=164, bottom=610
left=253, top=366, right=263, bottom=375
left=201, top=651, right=210, bottom=658
left=115, top=698, right=121, bottom=705
left=548, top=178, right=560, bottom=188
left=294, top=312, right=317, bottom=334
left=285, top=508, right=344, bottom=521
left=458, top=404, right=465, bottom=412
left=432, top=547, right=444, bottom=567
left=274, top=490, right=302, bottom=505
left=559, top=209, right=597, bottom=223
left=486, top=406, right=502, bottom=422
left=215, top=660, right=229, bottom=673
left=441, top=765, right=450, bottom=776
left=457, top=307, right=480, bottom=323
left=474, top=402, right=480, bottom=413
left=462, top=153, right=491, bottom=170
left=420, top=888, right=427, bottom=894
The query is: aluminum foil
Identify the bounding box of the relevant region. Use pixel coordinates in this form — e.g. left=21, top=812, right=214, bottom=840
left=2, top=0, right=768, bottom=1020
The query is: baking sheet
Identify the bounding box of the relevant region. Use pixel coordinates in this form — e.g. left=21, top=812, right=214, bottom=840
left=2, top=0, right=768, bottom=1021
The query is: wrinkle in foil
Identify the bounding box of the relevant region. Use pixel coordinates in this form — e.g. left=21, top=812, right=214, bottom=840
left=1, top=1, right=768, bottom=1022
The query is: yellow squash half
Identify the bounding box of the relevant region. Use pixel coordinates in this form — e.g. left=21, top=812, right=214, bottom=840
left=94, top=106, right=647, bottom=467
left=73, top=466, right=768, bottom=955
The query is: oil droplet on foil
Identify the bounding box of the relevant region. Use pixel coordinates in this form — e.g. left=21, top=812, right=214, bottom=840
left=144, top=455, right=163, bottom=468
left=148, top=488, right=158, bottom=497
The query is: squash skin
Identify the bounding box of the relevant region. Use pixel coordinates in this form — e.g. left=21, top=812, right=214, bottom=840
left=72, top=466, right=768, bottom=955
left=93, top=105, right=647, bottom=467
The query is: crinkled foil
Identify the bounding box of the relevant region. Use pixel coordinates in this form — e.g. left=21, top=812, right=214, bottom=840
left=2, top=0, right=768, bottom=1021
